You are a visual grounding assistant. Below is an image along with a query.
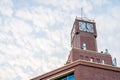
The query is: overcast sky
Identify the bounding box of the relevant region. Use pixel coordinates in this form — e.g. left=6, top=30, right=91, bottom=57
left=0, top=0, right=120, bottom=80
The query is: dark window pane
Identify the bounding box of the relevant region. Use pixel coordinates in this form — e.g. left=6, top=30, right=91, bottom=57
left=56, top=73, right=74, bottom=80
left=68, top=74, right=74, bottom=80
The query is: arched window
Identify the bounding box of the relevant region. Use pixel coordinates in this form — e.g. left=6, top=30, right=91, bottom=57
left=85, top=56, right=89, bottom=61
left=80, top=55, right=84, bottom=60
left=96, top=58, right=100, bottom=63
left=90, top=58, right=94, bottom=62
left=102, top=60, right=105, bottom=64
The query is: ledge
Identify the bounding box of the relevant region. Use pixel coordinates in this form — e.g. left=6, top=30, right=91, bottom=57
left=31, top=59, right=120, bottom=80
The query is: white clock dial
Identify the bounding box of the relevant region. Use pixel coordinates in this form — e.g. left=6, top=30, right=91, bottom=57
left=87, top=23, right=94, bottom=33
left=79, top=21, right=94, bottom=33
left=79, top=22, right=86, bottom=31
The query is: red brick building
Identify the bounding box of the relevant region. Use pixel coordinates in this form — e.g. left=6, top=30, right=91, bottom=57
left=31, top=17, right=120, bottom=80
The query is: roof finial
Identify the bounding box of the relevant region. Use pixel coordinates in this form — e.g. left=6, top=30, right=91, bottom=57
left=81, top=7, right=83, bottom=18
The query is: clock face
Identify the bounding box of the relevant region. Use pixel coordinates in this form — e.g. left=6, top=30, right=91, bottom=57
left=79, top=22, right=86, bottom=31
left=86, top=23, right=94, bottom=33
left=79, top=21, right=94, bottom=33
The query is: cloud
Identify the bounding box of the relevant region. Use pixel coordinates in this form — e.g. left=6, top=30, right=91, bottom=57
left=10, top=18, right=33, bottom=35
left=94, top=5, right=120, bottom=67
left=15, top=8, right=33, bottom=21
left=0, top=0, right=13, bottom=17
left=92, top=0, right=108, bottom=6
left=0, top=2, right=70, bottom=79
left=0, top=0, right=120, bottom=80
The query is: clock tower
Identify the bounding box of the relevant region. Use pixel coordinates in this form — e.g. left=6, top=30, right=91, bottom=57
left=67, top=17, right=112, bottom=64
left=71, top=17, right=97, bottom=51
left=31, top=17, right=120, bottom=80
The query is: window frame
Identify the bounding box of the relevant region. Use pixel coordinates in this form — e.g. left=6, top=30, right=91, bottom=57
left=48, top=69, right=74, bottom=80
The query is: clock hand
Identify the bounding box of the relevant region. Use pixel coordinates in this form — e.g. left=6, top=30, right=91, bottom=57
left=85, top=25, right=89, bottom=32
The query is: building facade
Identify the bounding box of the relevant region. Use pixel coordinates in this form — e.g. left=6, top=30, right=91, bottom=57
left=31, top=17, right=120, bottom=80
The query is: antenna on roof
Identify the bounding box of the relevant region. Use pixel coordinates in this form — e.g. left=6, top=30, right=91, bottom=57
left=104, top=49, right=109, bottom=54
left=112, top=58, right=117, bottom=66
left=81, top=7, right=83, bottom=18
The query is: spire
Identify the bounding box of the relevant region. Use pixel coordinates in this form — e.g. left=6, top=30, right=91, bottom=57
left=81, top=8, right=83, bottom=18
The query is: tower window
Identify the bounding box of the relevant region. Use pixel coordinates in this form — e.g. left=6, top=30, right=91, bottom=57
left=90, top=58, right=94, bottom=62
left=80, top=55, right=84, bottom=60
left=85, top=56, right=89, bottom=61
left=96, top=58, right=100, bottom=63
left=82, top=43, right=87, bottom=50
left=102, top=60, right=105, bottom=64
